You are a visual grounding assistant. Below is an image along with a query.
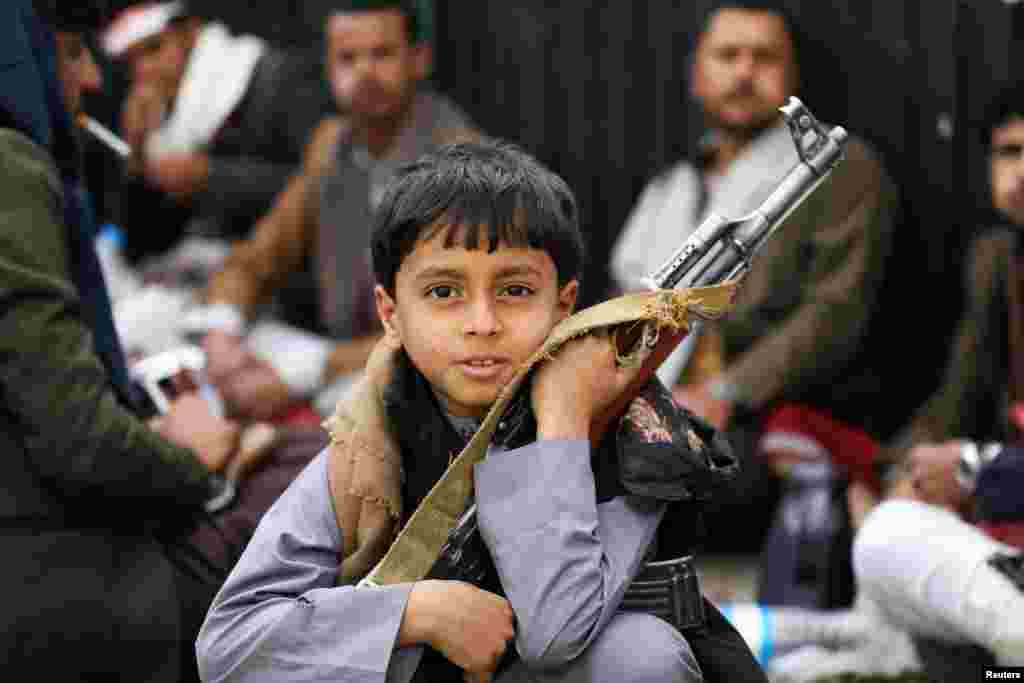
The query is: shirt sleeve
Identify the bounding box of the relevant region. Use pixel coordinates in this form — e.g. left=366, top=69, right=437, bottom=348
left=196, top=450, right=421, bottom=683
left=473, top=439, right=665, bottom=670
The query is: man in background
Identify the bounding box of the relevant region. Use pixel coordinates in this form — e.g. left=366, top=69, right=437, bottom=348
left=103, top=0, right=333, bottom=262
left=192, top=0, right=480, bottom=423
left=611, top=0, right=900, bottom=605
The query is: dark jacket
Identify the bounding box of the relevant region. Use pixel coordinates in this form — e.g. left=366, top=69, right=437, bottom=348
left=717, top=137, right=901, bottom=436
left=0, top=2, right=214, bottom=677
left=882, top=227, right=1018, bottom=459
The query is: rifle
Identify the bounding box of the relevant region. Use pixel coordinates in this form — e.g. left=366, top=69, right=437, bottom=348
left=427, top=96, right=848, bottom=585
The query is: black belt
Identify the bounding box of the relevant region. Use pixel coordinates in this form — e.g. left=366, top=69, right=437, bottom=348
left=620, top=554, right=707, bottom=633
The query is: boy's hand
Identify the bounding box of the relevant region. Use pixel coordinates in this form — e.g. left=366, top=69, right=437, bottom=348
left=401, top=580, right=515, bottom=673
left=364, top=333, right=402, bottom=393
left=532, top=332, right=644, bottom=440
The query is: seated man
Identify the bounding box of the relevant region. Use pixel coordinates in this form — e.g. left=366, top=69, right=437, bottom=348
left=876, top=80, right=1024, bottom=475
left=192, top=0, right=480, bottom=423
left=852, top=447, right=1024, bottom=667
left=610, top=0, right=900, bottom=599
left=102, top=0, right=333, bottom=262
left=855, top=81, right=1024, bottom=669
left=196, top=142, right=767, bottom=682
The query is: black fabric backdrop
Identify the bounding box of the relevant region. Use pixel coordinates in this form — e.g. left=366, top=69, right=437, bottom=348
left=96, top=0, right=1024, bottom=423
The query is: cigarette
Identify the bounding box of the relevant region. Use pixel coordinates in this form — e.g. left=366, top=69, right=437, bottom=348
left=77, top=114, right=132, bottom=159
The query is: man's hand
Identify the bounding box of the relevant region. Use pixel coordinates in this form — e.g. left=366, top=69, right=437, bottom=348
left=204, top=331, right=298, bottom=421
left=203, top=330, right=249, bottom=384
left=121, top=84, right=166, bottom=167
left=907, top=440, right=969, bottom=510
left=671, top=380, right=733, bottom=431
left=400, top=580, right=515, bottom=674
left=151, top=393, right=240, bottom=472
left=532, top=332, right=644, bottom=440
left=217, top=356, right=296, bottom=422
left=144, top=152, right=210, bottom=201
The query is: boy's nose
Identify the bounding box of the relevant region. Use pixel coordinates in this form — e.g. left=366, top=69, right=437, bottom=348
left=464, top=298, right=502, bottom=336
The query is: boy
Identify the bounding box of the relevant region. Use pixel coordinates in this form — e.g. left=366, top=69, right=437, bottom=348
left=197, top=141, right=761, bottom=682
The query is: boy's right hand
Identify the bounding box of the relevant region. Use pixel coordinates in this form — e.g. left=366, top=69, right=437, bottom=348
left=364, top=333, right=402, bottom=395
left=402, top=580, right=515, bottom=673
left=532, top=332, right=645, bottom=440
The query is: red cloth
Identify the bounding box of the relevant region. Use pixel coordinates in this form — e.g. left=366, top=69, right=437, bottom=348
left=760, top=402, right=881, bottom=491
left=978, top=521, right=1024, bottom=550
left=273, top=402, right=323, bottom=428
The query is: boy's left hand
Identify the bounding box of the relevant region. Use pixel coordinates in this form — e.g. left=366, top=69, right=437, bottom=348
left=532, top=332, right=644, bottom=440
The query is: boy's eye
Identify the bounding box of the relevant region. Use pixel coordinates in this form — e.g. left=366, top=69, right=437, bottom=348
left=426, top=285, right=461, bottom=299
left=499, top=284, right=534, bottom=297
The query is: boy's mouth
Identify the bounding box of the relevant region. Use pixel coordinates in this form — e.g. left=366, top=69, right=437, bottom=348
left=456, top=355, right=510, bottom=380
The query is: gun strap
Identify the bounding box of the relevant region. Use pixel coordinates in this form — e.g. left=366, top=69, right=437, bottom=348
left=359, top=282, right=739, bottom=587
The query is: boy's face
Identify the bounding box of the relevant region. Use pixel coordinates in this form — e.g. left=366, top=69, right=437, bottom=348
left=991, top=116, right=1024, bottom=226
left=376, top=224, right=577, bottom=419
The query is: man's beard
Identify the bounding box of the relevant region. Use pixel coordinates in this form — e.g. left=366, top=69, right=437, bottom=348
left=349, top=80, right=411, bottom=123
left=704, top=87, right=783, bottom=139
left=708, top=111, right=780, bottom=141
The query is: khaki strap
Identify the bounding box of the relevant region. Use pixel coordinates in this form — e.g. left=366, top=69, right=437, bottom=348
left=360, top=282, right=739, bottom=587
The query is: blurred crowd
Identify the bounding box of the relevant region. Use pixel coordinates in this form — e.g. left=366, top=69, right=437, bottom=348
left=2, top=0, right=1023, bottom=681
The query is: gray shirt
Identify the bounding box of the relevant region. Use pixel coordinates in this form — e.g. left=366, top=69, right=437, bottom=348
left=196, top=439, right=665, bottom=682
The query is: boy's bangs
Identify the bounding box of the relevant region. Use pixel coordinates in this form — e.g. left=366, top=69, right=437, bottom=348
left=425, top=193, right=553, bottom=254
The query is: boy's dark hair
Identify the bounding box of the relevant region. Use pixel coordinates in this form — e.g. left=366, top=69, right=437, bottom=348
left=314, top=0, right=423, bottom=44
left=371, top=140, right=585, bottom=294
left=979, top=80, right=1024, bottom=147
left=33, top=0, right=109, bottom=31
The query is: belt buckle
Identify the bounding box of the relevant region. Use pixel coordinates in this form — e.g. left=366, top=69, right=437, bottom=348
left=623, top=554, right=707, bottom=633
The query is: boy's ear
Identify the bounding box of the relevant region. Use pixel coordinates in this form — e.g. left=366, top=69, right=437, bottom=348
left=556, top=279, right=579, bottom=320
left=375, top=284, right=400, bottom=340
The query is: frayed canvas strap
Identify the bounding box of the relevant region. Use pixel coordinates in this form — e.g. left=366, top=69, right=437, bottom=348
left=356, top=282, right=738, bottom=587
